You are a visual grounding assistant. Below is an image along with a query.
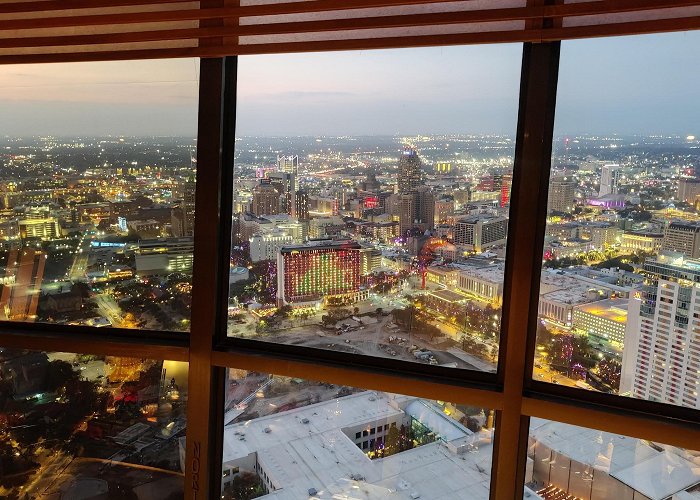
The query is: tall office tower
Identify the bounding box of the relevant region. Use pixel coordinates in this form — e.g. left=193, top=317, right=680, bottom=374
left=397, top=149, right=423, bottom=194
left=621, top=253, right=700, bottom=409
left=172, top=180, right=196, bottom=237
left=276, top=155, right=299, bottom=181
left=251, top=179, right=281, bottom=216
left=295, top=190, right=310, bottom=221
left=268, top=171, right=296, bottom=216
left=677, top=178, right=700, bottom=204
left=599, top=163, right=621, bottom=197
left=0, top=248, right=46, bottom=320
left=547, top=176, right=576, bottom=214
left=397, top=193, right=416, bottom=236
left=276, top=240, right=362, bottom=306
left=415, top=187, right=435, bottom=231
left=661, top=221, right=700, bottom=258
left=453, top=215, right=508, bottom=253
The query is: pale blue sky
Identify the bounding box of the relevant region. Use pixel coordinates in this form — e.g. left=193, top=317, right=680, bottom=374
left=0, top=30, right=698, bottom=137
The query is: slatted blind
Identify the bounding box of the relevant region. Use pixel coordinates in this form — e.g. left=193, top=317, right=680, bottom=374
left=1, top=0, right=699, bottom=63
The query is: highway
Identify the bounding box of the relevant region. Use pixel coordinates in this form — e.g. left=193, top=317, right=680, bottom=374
left=94, top=293, right=123, bottom=327
left=67, top=234, right=92, bottom=282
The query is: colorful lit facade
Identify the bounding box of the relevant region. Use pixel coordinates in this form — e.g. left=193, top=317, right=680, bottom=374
left=276, top=241, right=363, bottom=306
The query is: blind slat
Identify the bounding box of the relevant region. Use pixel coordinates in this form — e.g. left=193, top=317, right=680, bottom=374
left=1, top=0, right=699, bottom=63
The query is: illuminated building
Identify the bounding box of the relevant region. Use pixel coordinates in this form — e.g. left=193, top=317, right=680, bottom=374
left=547, top=176, right=575, bottom=214
left=308, top=216, right=345, bottom=239
left=677, top=178, right=700, bottom=204
left=249, top=230, right=294, bottom=262
left=18, top=217, right=61, bottom=240
left=174, top=180, right=196, bottom=237
left=572, top=298, right=628, bottom=346
left=397, top=149, right=423, bottom=194
left=295, top=190, right=309, bottom=221
left=134, top=237, right=194, bottom=276
left=434, top=196, right=455, bottom=225
left=251, top=179, right=281, bottom=216
left=454, top=215, right=508, bottom=253
left=661, top=220, right=700, bottom=258
left=621, top=231, right=664, bottom=253
left=267, top=171, right=296, bottom=216
left=276, top=240, right=363, bottom=306
left=621, top=253, right=700, bottom=408
left=0, top=247, right=46, bottom=320
left=276, top=155, right=299, bottom=180
left=599, top=163, right=620, bottom=197
left=434, top=161, right=452, bottom=174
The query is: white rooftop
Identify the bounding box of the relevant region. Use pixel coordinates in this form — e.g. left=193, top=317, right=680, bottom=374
left=222, top=392, right=495, bottom=499
left=530, top=418, right=700, bottom=499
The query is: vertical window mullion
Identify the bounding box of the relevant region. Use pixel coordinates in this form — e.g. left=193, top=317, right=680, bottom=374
left=491, top=41, right=560, bottom=499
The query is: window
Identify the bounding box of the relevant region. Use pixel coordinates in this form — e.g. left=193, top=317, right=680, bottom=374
left=0, top=60, right=198, bottom=332
left=219, top=368, right=496, bottom=499
left=228, top=45, right=522, bottom=371
left=535, top=31, right=700, bottom=410
left=2, top=3, right=700, bottom=500
left=0, top=347, right=188, bottom=499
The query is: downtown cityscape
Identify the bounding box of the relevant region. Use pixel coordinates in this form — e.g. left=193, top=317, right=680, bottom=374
left=1, top=31, right=700, bottom=500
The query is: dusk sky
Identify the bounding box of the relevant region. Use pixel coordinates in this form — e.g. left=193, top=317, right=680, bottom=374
left=0, top=30, right=698, bottom=137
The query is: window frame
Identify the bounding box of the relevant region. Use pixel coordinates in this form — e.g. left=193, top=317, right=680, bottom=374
left=0, top=36, right=699, bottom=500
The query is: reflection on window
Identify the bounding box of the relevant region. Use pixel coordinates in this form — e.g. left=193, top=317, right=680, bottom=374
left=218, top=369, right=499, bottom=499
left=526, top=418, right=700, bottom=500
left=0, top=348, right=188, bottom=499
left=535, top=31, right=700, bottom=409
left=0, top=59, right=198, bottom=332
left=228, top=46, right=522, bottom=371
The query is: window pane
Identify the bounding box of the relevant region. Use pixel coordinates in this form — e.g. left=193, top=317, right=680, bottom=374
left=535, top=31, right=700, bottom=409
left=217, top=368, right=499, bottom=499
left=0, top=59, right=198, bottom=332
left=526, top=418, right=700, bottom=500
left=229, top=45, right=522, bottom=371
left=0, top=347, right=188, bottom=498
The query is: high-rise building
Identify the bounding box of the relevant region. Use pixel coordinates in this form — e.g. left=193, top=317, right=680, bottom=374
left=295, top=190, right=309, bottom=221
left=547, top=176, right=575, bottom=214
left=267, top=171, right=296, bottom=216
left=434, top=196, right=455, bottom=226
left=454, top=215, right=508, bottom=253
left=620, top=253, right=700, bottom=408
left=0, top=248, right=46, bottom=320
left=499, top=174, right=513, bottom=208
left=276, top=155, right=299, bottom=179
left=177, top=180, right=196, bottom=237
left=361, top=169, right=381, bottom=192
left=276, top=240, right=363, bottom=306
left=677, top=178, right=700, bottom=204
left=249, top=230, right=294, bottom=262
left=397, top=193, right=416, bottom=236
left=415, top=187, right=435, bottom=231
left=599, top=164, right=620, bottom=197
left=397, top=149, right=423, bottom=194
left=251, top=179, right=281, bottom=216
left=661, top=220, right=700, bottom=258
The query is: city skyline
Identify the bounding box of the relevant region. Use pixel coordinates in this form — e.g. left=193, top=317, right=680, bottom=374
left=1, top=31, right=698, bottom=137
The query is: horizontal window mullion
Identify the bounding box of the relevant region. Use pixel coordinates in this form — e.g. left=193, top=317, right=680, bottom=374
left=0, top=329, right=189, bottom=362
left=211, top=349, right=504, bottom=410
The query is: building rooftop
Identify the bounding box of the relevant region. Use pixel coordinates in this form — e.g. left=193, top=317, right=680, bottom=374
left=530, top=418, right=700, bottom=500
left=574, top=298, right=628, bottom=323
left=222, top=391, right=497, bottom=500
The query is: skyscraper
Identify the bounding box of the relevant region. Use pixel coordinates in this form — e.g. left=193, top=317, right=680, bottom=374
left=251, top=179, right=281, bottom=216
left=295, top=190, right=309, bottom=221
left=599, top=164, right=621, bottom=197
left=547, top=176, right=575, bottom=214
left=397, top=149, right=423, bottom=194
left=267, top=171, right=296, bottom=216
left=276, top=155, right=299, bottom=181
left=621, top=253, right=700, bottom=409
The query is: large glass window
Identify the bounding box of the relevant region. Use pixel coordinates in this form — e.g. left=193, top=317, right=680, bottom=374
left=0, top=347, right=188, bottom=499
left=535, top=31, right=700, bottom=409
left=218, top=368, right=499, bottom=499
left=228, top=45, right=522, bottom=371
left=0, top=60, right=198, bottom=332
left=525, top=418, right=700, bottom=499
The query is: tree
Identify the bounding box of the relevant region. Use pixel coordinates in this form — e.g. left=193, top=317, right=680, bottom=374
left=45, top=360, right=78, bottom=392
left=384, top=424, right=400, bottom=456
left=597, top=357, right=622, bottom=389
